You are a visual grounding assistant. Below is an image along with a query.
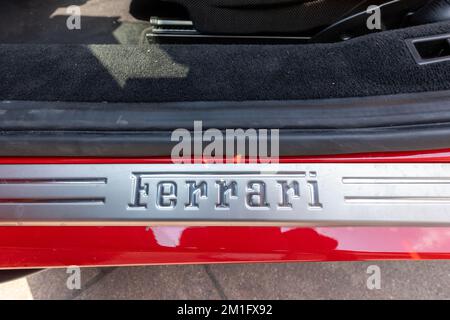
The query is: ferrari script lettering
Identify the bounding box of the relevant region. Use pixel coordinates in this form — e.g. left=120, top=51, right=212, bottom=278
left=128, top=172, right=322, bottom=211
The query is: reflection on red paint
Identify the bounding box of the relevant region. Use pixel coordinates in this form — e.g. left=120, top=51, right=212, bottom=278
left=1, top=226, right=450, bottom=268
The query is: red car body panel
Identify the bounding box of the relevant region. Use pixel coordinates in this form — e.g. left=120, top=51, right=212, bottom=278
left=2, top=149, right=450, bottom=269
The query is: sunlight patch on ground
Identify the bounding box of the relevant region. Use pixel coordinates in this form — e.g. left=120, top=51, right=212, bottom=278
left=0, top=278, right=33, bottom=300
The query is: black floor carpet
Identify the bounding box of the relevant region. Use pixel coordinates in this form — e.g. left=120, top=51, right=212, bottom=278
left=1, top=21, right=450, bottom=103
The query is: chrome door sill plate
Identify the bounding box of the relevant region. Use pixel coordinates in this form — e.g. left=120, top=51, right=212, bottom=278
left=1, top=163, right=450, bottom=226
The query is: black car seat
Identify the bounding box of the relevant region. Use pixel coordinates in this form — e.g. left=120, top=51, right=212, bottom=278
left=161, top=0, right=430, bottom=35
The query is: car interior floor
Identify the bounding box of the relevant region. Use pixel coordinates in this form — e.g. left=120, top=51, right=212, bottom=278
left=1, top=0, right=450, bottom=104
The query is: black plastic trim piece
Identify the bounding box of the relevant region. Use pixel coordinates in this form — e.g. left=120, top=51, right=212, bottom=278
left=0, top=124, right=450, bottom=157
left=2, top=90, right=450, bottom=156
left=3, top=90, right=450, bottom=131
left=406, top=33, right=450, bottom=65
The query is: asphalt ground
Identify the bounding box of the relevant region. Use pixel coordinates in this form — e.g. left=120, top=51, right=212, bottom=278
left=1, top=261, right=450, bottom=299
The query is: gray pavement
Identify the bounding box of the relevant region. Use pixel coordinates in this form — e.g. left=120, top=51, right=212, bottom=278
left=1, top=261, right=450, bottom=299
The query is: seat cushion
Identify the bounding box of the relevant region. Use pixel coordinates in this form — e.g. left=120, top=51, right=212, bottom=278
left=162, top=0, right=427, bottom=35
left=162, top=0, right=380, bottom=34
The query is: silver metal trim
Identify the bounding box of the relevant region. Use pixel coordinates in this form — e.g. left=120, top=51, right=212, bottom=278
left=147, top=32, right=311, bottom=41
left=147, top=17, right=310, bottom=42
left=342, top=177, right=450, bottom=184
left=344, top=196, right=450, bottom=203
left=150, top=17, right=194, bottom=27
left=1, top=163, right=450, bottom=226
